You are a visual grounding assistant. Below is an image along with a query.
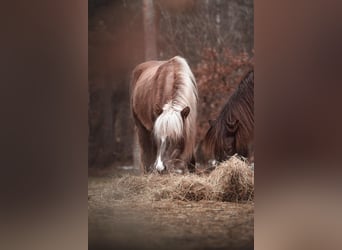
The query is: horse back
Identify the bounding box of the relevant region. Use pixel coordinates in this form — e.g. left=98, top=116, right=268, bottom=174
left=131, top=59, right=183, bottom=131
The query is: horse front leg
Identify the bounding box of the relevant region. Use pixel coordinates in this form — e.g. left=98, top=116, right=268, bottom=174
left=187, top=154, right=196, bottom=173
left=135, top=124, right=156, bottom=174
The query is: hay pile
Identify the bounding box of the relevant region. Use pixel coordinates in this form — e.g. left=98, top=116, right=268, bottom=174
left=115, top=155, right=254, bottom=202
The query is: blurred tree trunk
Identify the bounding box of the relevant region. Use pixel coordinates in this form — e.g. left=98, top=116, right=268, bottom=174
left=133, top=0, right=158, bottom=170
left=143, top=0, right=157, bottom=60
left=215, top=0, right=221, bottom=46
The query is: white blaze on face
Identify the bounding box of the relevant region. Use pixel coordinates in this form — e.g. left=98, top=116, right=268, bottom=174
left=155, top=137, right=166, bottom=172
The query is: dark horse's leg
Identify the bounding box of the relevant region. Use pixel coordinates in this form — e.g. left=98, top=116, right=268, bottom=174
left=134, top=118, right=156, bottom=173
left=187, top=154, right=196, bottom=173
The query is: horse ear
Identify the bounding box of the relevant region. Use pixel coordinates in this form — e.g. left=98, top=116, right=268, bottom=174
left=181, top=106, right=190, bottom=119
left=155, top=104, right=163, bottom=116
left=227, top=119, right=239, bottom=133
left=208, top=119, right=215, bottom=127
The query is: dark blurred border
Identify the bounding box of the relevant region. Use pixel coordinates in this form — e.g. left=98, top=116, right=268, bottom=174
left=1, top=0, right=342, bottom=249
left=0, top=1, right=87, bottom=249
left=256, top=0, right=342, bottom=249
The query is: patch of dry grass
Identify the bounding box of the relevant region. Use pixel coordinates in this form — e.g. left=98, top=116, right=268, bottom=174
left=112, top=155, right=254, bottom=202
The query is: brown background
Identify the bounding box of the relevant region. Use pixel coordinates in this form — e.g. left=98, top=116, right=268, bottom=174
left=1, top=0, right=342, bottom=249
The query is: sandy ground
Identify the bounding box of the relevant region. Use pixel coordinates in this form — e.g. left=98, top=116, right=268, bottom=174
left=88, top=170, right=254, bottom=250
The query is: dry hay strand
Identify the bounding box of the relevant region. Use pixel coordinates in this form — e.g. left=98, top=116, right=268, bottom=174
left=208, top=155, right=254, bottom=202
left=116, top=175, right=147, bottom=194
left=112, top=155, right=254, bottom=202
left=166, top=176, right=213, bottom=201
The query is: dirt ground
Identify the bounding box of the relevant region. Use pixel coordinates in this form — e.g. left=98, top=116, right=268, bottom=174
left=88, top=169, right=254, bottom=250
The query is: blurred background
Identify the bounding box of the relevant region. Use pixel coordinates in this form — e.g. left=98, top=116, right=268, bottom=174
left=88, top=0, right=254, bottom=169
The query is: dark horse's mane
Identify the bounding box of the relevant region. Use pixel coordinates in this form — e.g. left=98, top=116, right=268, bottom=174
left=203, top=70, right=254, bottom=161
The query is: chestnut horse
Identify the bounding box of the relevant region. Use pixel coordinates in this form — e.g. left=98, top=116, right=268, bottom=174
left=131, top=56, right=198, bottom=173
left=203, top=70, right=254, bottom=162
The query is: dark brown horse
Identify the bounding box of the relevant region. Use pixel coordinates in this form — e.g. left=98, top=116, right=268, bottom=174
left=203, top=70, right=254, bottom=162
left=131, top=56, right=198, bottom=173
